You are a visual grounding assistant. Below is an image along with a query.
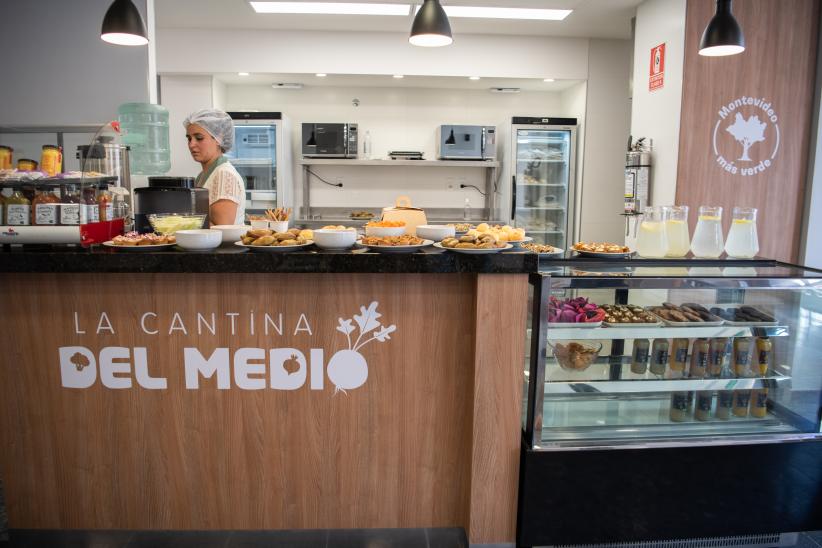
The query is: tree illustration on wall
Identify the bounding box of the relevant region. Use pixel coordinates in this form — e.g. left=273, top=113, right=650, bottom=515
left=726, top=113, right=767, bottom=161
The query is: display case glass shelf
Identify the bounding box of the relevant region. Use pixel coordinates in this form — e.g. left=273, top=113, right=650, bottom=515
left=523, top=260, right=822, bottom=450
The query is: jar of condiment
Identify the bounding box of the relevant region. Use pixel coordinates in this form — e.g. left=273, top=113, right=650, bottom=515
left=40, top=145, right=62, bottom=177
left=670, top=338, right=689, bottom=372
left=59, top=184, right=83, bottom=225
left=17, top=158, right=38, bottom=171
left=0, top=146, right=12, bottom=169
left=689, top=338, right=709, bottom=378
left=82, top=186, right=99, bottom=223
left=5, top=188, right=31, bottom=225
left=650, top=339, right=669, bottom=375
left=97, top=185, right=113, bottom=222
left=32, top=187, right=60, bottom=225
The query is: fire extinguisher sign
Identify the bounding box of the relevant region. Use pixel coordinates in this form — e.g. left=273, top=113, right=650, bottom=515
left=649, top=43, right=665, bottom=92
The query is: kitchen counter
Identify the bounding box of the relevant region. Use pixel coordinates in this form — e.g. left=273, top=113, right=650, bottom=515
left=0, top=245, right=537, bottom=273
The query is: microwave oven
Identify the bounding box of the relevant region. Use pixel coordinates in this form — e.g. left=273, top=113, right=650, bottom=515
left=302, top=123, right=358, bottom=158
left=437, top=125, right=497, bottom=160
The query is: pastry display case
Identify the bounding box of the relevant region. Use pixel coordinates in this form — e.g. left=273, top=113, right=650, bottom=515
left=518, top=260, right=822, bottom=547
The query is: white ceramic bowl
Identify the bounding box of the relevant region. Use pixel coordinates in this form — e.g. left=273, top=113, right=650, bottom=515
left=210, top=224, right=249, bottom=244
left=365, top=225, right=406, bottom=237
left=269, top=220, right=289, bottom=233
left=312, top=229, right=358, bottom=250
left=416, top=224, right=455, bottom=241
left=175, top=229, right=222, bottom=250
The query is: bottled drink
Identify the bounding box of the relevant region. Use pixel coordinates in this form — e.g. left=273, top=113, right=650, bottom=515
left=636, top=206, right=668, bottom=258
left=463, top=198, right=471, bottom=221
left=716, top=391, right=733, bottom=420
left=708, top=338, right=728, bottom=377
left=750, top=386, right=768, bottom=418
left=695, top=391, right=713, bottom=421
left=664, top=205, right=690, bottom=257
left=732, top=338, right=751, bottom=377
left=670, top=338, right=689, bottom=372
left=59, top=184, right=82, bottom=226
left=689, top=338, right=709, bottom=378
left=117, top=102, right=170, bottom=175
left=97, top=186, right=113, bottom=222
left=670, top=392, right=690, bottom=422
left=725, top=207, right=759, bottom=258
left=691, top=206, right=724, bottom=258
left=755, top=337, right=772, bottom=375
left=650, top=339, right=669, bottom=375
left=630, top=338, right=650, bottom=374
left=82, top=186, right=99, bottom=223
left=732, top=390, right=751, bottom=417
left=363, top=130, right=372, bottom=159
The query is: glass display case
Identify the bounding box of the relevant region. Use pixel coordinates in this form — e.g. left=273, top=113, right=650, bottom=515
left=518, top=260, right=822, bottom=547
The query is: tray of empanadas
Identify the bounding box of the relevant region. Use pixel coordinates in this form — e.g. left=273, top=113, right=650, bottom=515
left=646, top=302, right=725, bottom=327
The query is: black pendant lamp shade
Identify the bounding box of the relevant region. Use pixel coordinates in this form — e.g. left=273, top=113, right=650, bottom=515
left=699, top=0, right=745, bottom=56
left=101, top=0, right=149, bottom=46
left=409, top=0, right=453, bottom=47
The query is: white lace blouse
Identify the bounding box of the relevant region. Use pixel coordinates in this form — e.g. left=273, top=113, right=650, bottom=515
left=202, top=161, right=246, bottom=225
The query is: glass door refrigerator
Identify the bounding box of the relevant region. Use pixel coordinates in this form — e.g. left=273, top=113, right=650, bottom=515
left=509, top=117, right=577, bottom=248
left=226, top=112, right=292, bottom=214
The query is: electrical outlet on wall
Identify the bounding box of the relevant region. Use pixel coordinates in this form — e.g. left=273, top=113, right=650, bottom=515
left=446, top=176, right=456, bottom=191
left=335, top=176, right=343, bottom=187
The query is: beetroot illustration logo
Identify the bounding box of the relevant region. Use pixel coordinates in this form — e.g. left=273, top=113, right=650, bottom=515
left=329, top=302, right=396, bottom=394
left=2, top=227, right=19, bottom=237
left=712, top=95, right=780, bottom=177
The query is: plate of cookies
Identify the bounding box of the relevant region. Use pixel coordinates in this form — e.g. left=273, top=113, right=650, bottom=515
left=435, top=233, right=513, bottom=254
left=234, top=227, right=314, bottom=252
left=646, top=302, right=725, bottom=326
left=572, top=241, right=634, bottom=258
left=103, top=232, right=177, bottom=250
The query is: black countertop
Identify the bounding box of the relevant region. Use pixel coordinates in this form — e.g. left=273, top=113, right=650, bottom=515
left=0, top=245, right=538, bottom=274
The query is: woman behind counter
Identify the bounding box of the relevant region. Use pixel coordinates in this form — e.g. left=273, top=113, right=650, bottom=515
left=184, top=109, right=246, bottom=225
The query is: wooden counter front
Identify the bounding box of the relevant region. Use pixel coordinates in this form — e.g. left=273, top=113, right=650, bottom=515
left=0, top=273, right=527, bottom=544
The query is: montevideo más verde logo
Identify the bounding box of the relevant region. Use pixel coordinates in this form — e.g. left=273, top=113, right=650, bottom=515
left=712, top=96, right=780, bottom=177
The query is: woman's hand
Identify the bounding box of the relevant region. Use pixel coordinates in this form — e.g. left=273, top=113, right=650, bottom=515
left=210, top=199, right=238, bottom=226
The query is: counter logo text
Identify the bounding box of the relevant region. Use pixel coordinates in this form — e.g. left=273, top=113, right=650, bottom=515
left=712, top=95, right=780, bottom=177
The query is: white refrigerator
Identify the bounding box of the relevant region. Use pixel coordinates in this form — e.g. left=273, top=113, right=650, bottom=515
left=509, top=117, right=577, bottom=248
left=226, top=112, right=292, bottom=212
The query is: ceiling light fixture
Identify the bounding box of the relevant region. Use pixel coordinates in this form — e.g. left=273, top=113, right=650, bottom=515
left=393, top=75, right=404, bottom=79
left=543, top=78, right=555, bottom=82
left=250, top=2, right=410, bottom=15
left=238, top=72, right=250, bottom=76
left=469, top=76, right=481, bottom=80
left=699, top=0, right=745, bottom=56
left=439, top=5, right=571, bottom=20
left=409, top=0, right=453, bottom=47
left=316, top=73, right=327, bottom=77
left=100, top=0, right=148, bottom=46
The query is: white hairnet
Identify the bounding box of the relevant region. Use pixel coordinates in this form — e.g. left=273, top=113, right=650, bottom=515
left=183, top=109, right=234, bottom=152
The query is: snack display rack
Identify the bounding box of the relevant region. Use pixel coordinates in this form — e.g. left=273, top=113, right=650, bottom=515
left=518, top=259, right=822, bottom=547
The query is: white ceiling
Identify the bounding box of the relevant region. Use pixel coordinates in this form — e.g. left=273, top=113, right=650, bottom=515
left=156, top=0, right=642, bottom=39
left=212, top=72, right=584, bottom=91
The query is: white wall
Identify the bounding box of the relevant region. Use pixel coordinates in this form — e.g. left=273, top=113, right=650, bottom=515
left=158, top=29, right=589, bottom=81
left=159, top=75, right=217, bottom=179
left=630, top=0, right=687, bottom=207
left=0, top=0, right=151, bottom=126
left=225, top=84, right=568, bottom=219
left=561, top=81, right=588, bottom=240
left=580, top=39, right=633, bottom=243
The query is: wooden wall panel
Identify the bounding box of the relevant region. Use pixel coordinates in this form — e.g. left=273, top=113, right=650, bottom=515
left=0, top=273, right=480, bottom=531
left=676, top=0, right=819, bottom=262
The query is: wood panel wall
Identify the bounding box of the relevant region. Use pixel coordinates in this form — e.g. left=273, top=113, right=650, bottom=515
left=0, top=273, right=527, bottom=544
left=676, top=0, right=819, bottom=262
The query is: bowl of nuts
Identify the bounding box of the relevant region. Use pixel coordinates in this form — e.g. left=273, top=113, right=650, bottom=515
left=548, top=341, right=602, bottom=372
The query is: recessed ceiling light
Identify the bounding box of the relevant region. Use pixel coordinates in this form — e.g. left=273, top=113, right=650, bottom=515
left=437, top=6, right=571, bottom=20
left=315, top=73, right=327, bottom=77
left=393, top=75, right=404, bottom=79
left=469, top=76, right=481, bottom=80
left=250, top=2, right=410, bottom=15
left=238, top=72, right=250, bottom=76
left=543, top=78, right=555, bottom=82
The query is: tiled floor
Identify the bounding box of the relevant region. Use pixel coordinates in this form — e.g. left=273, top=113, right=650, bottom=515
left=0, top=527, right=467, bottom=547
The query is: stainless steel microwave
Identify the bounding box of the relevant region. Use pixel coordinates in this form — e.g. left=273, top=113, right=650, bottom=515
left=302, top=123, right=358, bottom=158
left=437, top=125, right=497, bottom=160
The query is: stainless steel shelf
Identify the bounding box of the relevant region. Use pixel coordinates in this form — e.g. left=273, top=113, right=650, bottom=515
left=546, top=325, right=789, bottom=340
left=300, top=158, right=500, bottom=168
left=516, top=183, right=567, bottom=187
left=517, top=206, right=565, bottom=211
left=516, top=158, right=566, bottom=163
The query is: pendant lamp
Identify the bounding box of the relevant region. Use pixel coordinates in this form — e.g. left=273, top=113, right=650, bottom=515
left=101, top=0, right=149, bottom=46
left=699, top=0, right=745, bottom=56
left=410, top=0, right=453, bottom=47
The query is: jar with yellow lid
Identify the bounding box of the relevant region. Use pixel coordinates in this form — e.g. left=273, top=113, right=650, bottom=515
left=40, top=145, right=62, bottom=176
left=17, top=158, right=38, bottom=171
